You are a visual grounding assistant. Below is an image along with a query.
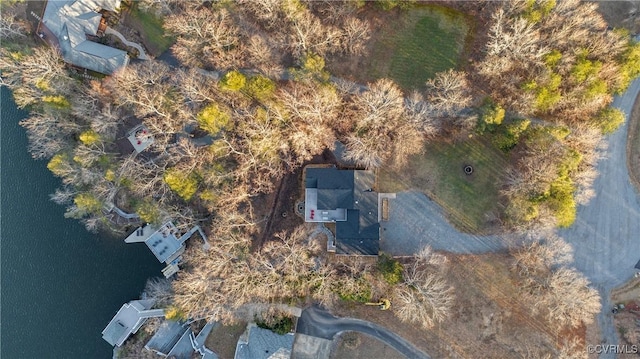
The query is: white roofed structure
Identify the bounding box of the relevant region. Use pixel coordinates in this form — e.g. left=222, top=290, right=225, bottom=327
left=102, top=299, right=164, bottom=347
left=125, top=222, right=209, bottom=278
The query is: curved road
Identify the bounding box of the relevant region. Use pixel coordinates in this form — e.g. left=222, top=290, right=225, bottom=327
left=296, top=305, right=431, bottom=359
left=557, top=74, right=640, bottom=358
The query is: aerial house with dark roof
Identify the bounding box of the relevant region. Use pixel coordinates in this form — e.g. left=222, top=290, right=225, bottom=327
left=304, top=166, right=380, bottom=256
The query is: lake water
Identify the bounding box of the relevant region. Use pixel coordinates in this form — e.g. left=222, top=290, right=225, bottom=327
left=1, top=86, right=162, bottom=358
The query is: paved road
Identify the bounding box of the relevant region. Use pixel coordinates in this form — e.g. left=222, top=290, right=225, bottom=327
left=557, top=75, right=640, bottom=358
left=296, top=305, right=431, bottom=359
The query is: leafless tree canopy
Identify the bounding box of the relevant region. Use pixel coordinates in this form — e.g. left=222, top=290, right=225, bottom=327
left=511, top=233, right=600, bottom=329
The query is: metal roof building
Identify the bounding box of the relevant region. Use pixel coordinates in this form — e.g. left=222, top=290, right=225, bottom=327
left=41, top=0, right=129, bottom=74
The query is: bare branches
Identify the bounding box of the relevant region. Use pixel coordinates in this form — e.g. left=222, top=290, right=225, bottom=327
left=143, top=277, right=174, bottom=307
left=511, top=233, right=600, bottom=329
left=165, top=7, right=243, bottom=70
left=107, top=61, right=181, bottom=120
left=0, top=9, right=27, bottom=40
left=395, top=273, right=455, bottom=329
left=343, top=79, right=424, bottom=169
left=425, top=69, right=472, bottom=116
left=542, top=268, right=601, bottom=328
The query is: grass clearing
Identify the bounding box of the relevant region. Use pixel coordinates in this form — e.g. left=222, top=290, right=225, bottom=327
left=204, top=322, right=247, bottom=359
left=356, top=5, right=469, bottom=90
left=124, top=4, right=174, bottom=56
left=379, top=135, right=510, bottom=234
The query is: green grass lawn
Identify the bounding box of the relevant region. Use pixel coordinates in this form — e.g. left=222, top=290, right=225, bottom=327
left=126, top=5, right=174, bottom=56
left=379, top=136, right=510, bottom=234
left=364, top=5, right=470, bottom=91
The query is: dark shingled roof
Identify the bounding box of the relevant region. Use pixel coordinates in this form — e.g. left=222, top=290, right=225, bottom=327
left=306, top=167, right=379, bottom=255
left=317, top=188, right=353, bottom=210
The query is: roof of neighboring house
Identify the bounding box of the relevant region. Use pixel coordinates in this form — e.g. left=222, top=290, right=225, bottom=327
left=235, top=324, right=294, bottom=359
left=102, top=300, right=164, bottom=347
left=305, top=167, right=379, bottom=255
left=145, top=320, right=189, bottom=355
left=145, top=320, right=219, bottom=359
left=166, top=328, right=195, bottom=359
left=42, top=0, right=129, bottom=74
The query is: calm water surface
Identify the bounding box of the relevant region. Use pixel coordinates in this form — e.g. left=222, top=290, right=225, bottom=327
left=1, top=87, right=162, bottom=358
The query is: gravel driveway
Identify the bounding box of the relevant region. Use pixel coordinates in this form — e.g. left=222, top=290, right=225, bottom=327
left=379, top=191, right=510, bottom=255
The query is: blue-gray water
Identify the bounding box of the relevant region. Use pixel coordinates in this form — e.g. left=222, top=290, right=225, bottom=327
left=1, top=86, right=162, bottom=358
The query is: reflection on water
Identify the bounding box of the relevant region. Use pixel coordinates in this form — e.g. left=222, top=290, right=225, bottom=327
left=1, top=87, right=161, bottom=358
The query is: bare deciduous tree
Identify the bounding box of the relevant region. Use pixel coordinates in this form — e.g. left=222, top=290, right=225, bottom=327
left=395, top=272, right=455, bottom=329
left=343, top=79, right=423, bottom=169
left=541, top=267, right=601, bottom=328
left=143, top=277, right=174, bottom=307
left=425, top=69, right=472, bottom=116
left=165, top=7, right=244, bottom=70
left=0, top=9, right=27, bottom=40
